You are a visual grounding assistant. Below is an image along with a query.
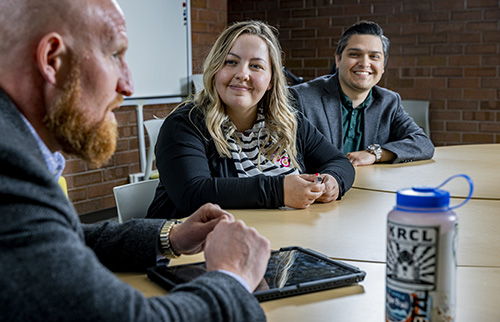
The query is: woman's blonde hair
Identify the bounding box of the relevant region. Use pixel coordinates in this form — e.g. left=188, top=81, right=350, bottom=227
left=189, top=20, right=299, bottom=169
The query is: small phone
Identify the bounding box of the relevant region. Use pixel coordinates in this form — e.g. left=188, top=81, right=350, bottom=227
left=147, top=246, right=366, bottom=302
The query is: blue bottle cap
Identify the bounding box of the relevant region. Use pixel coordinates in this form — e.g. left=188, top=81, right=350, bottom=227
left=396, top=185, right=450, bottom=209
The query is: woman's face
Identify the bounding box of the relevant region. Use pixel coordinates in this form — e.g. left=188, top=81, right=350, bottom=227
left=215, top=34, right=272, bottom=126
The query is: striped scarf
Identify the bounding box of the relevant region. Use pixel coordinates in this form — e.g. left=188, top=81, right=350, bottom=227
left=225, top=111, right=299, bottom=178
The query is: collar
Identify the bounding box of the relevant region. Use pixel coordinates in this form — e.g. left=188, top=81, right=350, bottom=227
left=223, top=108, right=266, bottom=137
left=338, top=79, right=372, bottom=110
left=19, top=113, right=66, bottom=181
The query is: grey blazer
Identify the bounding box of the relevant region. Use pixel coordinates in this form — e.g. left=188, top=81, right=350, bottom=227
left=289, top=74, right=434, bottom=163
left=0, top=89, right=265, bottom=322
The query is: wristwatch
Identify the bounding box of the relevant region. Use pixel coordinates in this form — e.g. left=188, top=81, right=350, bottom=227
left=366, top=144, right=382, bottom=163
left=159, top=220, right=181, bottom=259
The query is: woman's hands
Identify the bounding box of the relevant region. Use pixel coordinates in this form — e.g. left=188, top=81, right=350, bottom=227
left=283, top=173, right=339, bottom=208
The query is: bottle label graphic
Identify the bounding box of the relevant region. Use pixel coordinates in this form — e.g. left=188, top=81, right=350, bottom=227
left=387, top=222, right=438, bottom=290
left=386, top=220, right=457, bottom=322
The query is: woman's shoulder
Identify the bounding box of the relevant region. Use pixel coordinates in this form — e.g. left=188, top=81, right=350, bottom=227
left=166, top=102, right=203, bottom=124
left=163, top=102, right=209, bottom=139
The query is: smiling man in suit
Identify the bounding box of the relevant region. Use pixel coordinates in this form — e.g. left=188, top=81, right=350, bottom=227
left=290, top=21, right=434, bottom=166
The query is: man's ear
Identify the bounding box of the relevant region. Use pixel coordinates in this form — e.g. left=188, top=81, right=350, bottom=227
left=335, top=54, right=340, bottom=68
left=37, top=32, right=66, bottom=85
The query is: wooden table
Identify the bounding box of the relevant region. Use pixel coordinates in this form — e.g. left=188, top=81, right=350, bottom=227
left=117, top=261, right=500, bottom=322
left=353, top=144, right=499, bottom=200
left=228, top=189, right=500, bottom=267
left=118, top=191, right=500, bottom=320
left=118, top=144, right=500, bottom=320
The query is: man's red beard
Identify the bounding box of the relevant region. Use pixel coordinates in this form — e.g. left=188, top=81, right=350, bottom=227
left=43, top=65, right=120, bottom=168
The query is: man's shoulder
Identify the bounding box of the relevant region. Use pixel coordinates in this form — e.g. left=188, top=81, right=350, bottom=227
left=0, top=93, right=39, bottom=163
left=291, top=74, right=335, bottom=93
left=371, top=85, right=402, bottom=106
left=372, top=85, right=400, bottom=98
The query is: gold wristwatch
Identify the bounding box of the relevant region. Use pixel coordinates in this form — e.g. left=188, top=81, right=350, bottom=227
left=159, top=220, right=181, bottom=259
left=366, top=144, right=382, bottom=163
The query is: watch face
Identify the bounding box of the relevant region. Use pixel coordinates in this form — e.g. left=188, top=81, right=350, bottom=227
left=367, top=145, right=381, bottom=162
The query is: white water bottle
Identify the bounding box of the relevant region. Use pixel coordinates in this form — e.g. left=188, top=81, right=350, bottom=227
left=385, top=174, right=473, bottom=322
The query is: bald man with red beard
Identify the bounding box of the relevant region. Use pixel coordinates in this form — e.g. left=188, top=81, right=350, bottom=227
left=0, top=1, right=269, bottom=321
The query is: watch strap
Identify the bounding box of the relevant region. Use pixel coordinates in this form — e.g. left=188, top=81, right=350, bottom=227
left=367, top=144, right=382, bottom=163
left=159, top=220, right=180, bottom=259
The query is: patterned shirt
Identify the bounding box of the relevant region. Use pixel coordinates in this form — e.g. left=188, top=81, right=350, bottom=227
left=340, top=88, right=372, bottom=154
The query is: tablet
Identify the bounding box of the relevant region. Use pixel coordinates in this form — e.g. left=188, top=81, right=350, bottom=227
left=147, top=246, right=366, bottom=302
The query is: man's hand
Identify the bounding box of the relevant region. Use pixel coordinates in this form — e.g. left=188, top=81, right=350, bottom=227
left=169, top=203, right=234, bottom=255
left=283, top=174, right=324, bottom=208
left=204, top=219, right=271, bottom=292
left=345, top=150, right=376, bottom=166
left=346, top=149, right=396, bottom=166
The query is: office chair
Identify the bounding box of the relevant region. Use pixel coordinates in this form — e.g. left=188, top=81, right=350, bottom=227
left=401, top=100, right=431, bottom=137
left=58, top=176, right=68, bottom=197
left=283, top=67, right=304, bottom=85
left=192, top=74, right=204, bottom=93
left=113, top=179, right=159, bottom=223
left=143, top=118, right=165, bottom=181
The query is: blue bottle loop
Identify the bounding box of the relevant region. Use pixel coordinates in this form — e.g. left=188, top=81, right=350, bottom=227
left=395, top=174, right=474, bottom=212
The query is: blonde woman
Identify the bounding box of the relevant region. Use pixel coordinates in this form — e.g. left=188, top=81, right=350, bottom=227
left=147, top=21, right=355, bottom=219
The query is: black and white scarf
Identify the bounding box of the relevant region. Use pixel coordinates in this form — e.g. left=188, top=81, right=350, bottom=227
left=225, top=111, right=299, bottom=178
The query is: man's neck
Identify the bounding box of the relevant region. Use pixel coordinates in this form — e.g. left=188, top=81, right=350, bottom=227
left=342, top=89, right=370, bottom=109
left=337, top=78, right=371, bottom=108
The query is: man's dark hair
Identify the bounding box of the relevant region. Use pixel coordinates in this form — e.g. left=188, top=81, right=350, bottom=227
left=336, top=21, right=390, bottom=66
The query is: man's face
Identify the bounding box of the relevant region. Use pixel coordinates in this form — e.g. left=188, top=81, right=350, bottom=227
left=44, top=63, right=121, bottom=167
left=336, top=34, right=385, bottom=98
left=44, top=1, right=133, bottom=167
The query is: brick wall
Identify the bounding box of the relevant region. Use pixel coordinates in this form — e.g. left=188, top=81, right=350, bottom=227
left=65, top=0, right=228, bottom=215
left=191, top=0, right=229, bottom=73
left=67, top=0, right=500, bottom=215
left=227, top=0, right=500, bottom=147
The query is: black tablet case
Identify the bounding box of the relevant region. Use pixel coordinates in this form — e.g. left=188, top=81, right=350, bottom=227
left=147, top=246, right=366, bottom=302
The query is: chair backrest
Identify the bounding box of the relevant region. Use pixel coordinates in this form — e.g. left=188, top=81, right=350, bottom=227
left=401, top=100, right=431, bottom=137
left=113, top=179, right=159, bottom=223
left=192, top=74, right=204, bottom=93
left=58, top=176, right=68, bottom=197
left=143, top=118, right=165, bottom=180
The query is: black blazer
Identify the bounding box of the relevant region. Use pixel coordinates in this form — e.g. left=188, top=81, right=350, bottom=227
left=147, top=103, right=355, bottom=219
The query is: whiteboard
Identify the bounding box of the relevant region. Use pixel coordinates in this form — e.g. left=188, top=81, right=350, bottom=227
left=117, top=0, right=192, bottom=100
